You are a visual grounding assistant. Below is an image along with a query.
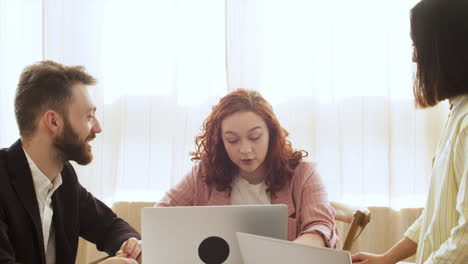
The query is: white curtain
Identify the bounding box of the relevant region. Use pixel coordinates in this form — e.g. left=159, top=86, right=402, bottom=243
left=41, top=0, right=227, bottom=204
left=0, top=0, right=448, bottom=208
left=226, top=0, right=449, bottom=208
left=0, top=0, right=42, bottom=146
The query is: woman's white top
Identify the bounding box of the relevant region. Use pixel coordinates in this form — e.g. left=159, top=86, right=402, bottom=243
left=230, top=175, right=271, bottom=205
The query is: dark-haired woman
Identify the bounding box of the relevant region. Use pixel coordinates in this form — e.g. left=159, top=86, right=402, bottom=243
left=156, top=88, right=338, bottom=248
left=352, top=0, right=468, bottom=263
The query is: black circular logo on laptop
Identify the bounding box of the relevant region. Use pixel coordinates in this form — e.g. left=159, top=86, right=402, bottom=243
left=198, top=236, right=230, bottom=264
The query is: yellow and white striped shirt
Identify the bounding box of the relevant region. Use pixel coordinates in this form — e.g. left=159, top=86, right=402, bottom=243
left=405, top=95, right=468, bottom=264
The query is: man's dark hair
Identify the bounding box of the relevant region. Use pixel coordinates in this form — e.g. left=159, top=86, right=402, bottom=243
left=15, top=60, right=96, bottom=137
left=411, top=0, right=468, bottom=108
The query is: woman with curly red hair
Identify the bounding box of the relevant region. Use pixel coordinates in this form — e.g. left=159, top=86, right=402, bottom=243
left=156, top=88, right=338, bottom=248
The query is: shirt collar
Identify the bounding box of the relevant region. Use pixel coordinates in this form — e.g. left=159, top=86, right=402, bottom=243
left=22, top=148, right=63, bottom=199
left=449, top=94, right=468, bottom=111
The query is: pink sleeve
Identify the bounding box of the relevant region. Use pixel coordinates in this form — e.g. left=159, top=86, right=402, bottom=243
left=155, top=164, right=201, bottom=207
left=298, top=163, right=339, bottom=248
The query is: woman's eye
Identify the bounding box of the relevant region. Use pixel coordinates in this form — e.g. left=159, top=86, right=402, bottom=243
left=249, top=136, right=260, bottom=141
left=227, top=139, right=238, bottom=144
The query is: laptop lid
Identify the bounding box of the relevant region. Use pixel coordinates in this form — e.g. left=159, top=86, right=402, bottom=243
left=142, top=205, right=288, bottom=264
left=237, top=232, right=352, bottom=264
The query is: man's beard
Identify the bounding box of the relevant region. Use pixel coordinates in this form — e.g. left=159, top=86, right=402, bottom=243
left=53, top=118, right=95, bottom=165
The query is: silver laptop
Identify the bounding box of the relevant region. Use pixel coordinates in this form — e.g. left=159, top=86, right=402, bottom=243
left=142, top=205, right=288, bottom=264
left=237, top=232, right=352, bottom=264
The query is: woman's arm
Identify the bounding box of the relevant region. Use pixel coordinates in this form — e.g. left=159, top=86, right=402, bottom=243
left=295, top=162, right=338, bottom=247
left=352, top=237, right=417, bottom=264
left=294, top=233, right=325, bottom=247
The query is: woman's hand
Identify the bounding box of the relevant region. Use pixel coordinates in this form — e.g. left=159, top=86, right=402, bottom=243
left=352, top=252, right=391, bottom=264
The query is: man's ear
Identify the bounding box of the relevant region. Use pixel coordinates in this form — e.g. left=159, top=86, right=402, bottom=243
left=42, top=110, right=63, bottom=136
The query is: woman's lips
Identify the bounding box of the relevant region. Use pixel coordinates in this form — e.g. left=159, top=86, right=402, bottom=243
left=241, top=159, right=254, bottom=165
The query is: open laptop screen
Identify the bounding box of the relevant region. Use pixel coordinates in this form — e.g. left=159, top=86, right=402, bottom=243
left=237, top=232, right=352, bottom=264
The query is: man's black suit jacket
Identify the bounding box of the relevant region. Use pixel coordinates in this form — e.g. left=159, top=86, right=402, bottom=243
left=0, top=140, right=141, bottom=264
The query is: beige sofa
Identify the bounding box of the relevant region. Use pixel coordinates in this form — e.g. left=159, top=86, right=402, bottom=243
left=76, top=202, right=423, bottom=263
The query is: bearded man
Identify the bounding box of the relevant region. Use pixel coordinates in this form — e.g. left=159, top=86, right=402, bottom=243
left=0, top=61, right=141, bottom=264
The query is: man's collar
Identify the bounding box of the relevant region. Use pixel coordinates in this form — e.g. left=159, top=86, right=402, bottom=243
left=23, top=147, right=63, bottom=198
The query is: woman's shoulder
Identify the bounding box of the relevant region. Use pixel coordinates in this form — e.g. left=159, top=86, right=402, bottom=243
left=293, top=160, right=318, bottom=172
left=289, top=160, right=326, bottom=193
left=187, top=162, right=207, bottom=182
left=452, top=95, right=468, bottom=133
left=291, top=160, right=320, bottom=181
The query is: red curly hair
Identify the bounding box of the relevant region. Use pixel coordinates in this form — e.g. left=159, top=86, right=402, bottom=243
left=191, top=88, right=307, bottom=196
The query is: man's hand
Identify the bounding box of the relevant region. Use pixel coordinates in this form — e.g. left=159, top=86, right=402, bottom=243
left=116, top=237, right=142, bottom=263
left=98, top=256, right=138, bottom=264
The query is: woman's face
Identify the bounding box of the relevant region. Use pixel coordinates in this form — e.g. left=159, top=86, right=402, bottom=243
left=221, top=111, right=270, bottom=181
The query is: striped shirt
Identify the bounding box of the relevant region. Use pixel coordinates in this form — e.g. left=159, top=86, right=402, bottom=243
left=404, top=95, right=468, bottom=264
